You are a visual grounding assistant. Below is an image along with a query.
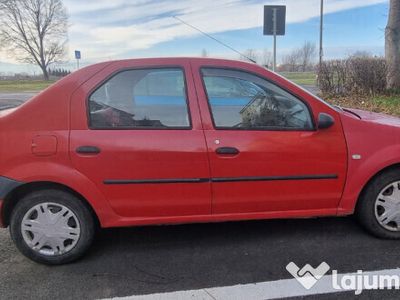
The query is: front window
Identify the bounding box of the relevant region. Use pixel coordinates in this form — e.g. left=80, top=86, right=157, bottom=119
left=202, top=68, right=313, bottom=130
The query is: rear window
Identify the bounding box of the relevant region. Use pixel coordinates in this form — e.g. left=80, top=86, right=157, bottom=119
left=89, top=68, right=190, bottom=129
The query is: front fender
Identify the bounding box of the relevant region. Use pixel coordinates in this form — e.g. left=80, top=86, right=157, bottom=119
left=338, top=113, right=400, bottom=213
left=339, top=145, right=400, bottom=213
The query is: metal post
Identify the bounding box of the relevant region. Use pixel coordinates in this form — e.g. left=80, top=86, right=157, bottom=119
left=272, top=8, right=277, bottom=72
left=319, top=0, right=324, bottom=67
left=77, top=59, right=80, bottom=70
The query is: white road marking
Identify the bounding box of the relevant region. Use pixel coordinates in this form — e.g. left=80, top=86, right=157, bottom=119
left=104, top=268, right=400, bottom=300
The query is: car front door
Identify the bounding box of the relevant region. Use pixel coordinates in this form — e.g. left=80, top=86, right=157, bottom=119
left=70, top=59, right=211, bottom=219
left=191, top=60, right=347, bottom=215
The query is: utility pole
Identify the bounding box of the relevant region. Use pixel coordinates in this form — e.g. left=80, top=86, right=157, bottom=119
left=319, top=0, right=324, bottom=66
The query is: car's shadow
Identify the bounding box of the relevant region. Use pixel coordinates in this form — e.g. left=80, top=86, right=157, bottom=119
left=84, top=217, right=398, bottom=292
left=2, top=216, right=400, bottom=299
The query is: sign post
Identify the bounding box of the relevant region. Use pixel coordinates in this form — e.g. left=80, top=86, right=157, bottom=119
left=74, top=50, right=81, bottom=70
left=263, top=5, right=286, bottom=71
left=273, top=8, right=277, bottom=72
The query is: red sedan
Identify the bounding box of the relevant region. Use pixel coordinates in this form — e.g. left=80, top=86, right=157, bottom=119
left=1, top=57, right=399, bottom=264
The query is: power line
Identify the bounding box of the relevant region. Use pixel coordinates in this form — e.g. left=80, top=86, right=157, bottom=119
left=172, top=16, right=257, bottom=63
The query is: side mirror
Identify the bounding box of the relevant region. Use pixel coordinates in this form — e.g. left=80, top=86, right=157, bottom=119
left=318, top=113, right=335, bottom=129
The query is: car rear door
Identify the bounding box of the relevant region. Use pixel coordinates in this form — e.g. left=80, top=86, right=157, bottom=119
left=191, top=59, right=347, bottom=215
left=69, top=59, right=211, bottom=219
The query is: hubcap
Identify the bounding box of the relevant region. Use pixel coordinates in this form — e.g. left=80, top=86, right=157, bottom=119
left=21, top=202, right=81, bottom=256
left=375, top=181, right=400, bottom=232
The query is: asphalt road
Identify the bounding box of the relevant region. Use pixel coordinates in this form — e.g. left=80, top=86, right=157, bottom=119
left=0, top=92, right=36, bottom=109
left=1, top=217, right=400, bottom=299
left=301, top=85, right=320, bottom=96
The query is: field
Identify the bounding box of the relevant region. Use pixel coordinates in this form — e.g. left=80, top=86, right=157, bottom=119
left=0, top=73, right=316, bottom=92
left=279, top=72, right=316, bottom=85
left=0, top=80, right=55, bottom=92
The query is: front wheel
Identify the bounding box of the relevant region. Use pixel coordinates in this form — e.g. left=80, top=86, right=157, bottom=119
left=10, top=189, right=95, bottom=265
left=356, top=169, right=400, bottom=239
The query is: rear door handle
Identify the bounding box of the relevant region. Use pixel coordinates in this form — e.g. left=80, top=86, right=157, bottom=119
left=76, top=146, right=101, bottom=154
left=216, top=147, right=240, bottom=155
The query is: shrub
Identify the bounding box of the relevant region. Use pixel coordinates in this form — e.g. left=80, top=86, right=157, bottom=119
left=317, top=57, right=387, bottom=96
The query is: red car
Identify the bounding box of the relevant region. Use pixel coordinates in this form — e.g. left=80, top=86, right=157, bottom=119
left=1, top=57, right=400, bottom=265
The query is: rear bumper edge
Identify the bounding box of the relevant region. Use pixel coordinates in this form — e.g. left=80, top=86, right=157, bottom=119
left=0, top=176, right=24, bottom=227
left=0, top=199, right=4, bottom=227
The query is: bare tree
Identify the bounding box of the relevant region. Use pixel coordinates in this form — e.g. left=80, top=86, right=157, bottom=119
left=299, top=41, right=316, bottom=72
left=385, top=0, right=400, bottom=89
left=282, top=49, right=302, bottom=72
left=241, top=49, right=259, bottom=63
left=281, top=41, right=316, bottom=72
left=260, top=48, right=272, bottom=68
left=0, top=0, right=68, bottom=80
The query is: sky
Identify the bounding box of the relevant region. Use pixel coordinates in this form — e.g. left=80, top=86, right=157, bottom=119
left=0, top=0, right=390, bottom=74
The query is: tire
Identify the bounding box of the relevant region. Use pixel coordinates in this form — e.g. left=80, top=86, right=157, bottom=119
left=10, top=189, right=95, bottom=265
left=356, top=169, right=400, bottom=239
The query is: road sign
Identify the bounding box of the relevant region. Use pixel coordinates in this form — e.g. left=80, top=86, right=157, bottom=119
left=74, top=50, right=81, bottom=60
left=263, top=5, right=286, bottom=72
left=263, top=5, right=286, bottom=36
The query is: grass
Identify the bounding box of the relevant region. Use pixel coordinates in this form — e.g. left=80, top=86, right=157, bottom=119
left=324, top=94, right=400, bottom=117
left=370, top=95, right=400, bottom=116
left=279, top=72, right=316, bottom=85
left=0, top=80, right=56, bottom=92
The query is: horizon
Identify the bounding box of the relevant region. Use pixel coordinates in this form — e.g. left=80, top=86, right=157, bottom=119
left=0, top=0, right=389, bottom=75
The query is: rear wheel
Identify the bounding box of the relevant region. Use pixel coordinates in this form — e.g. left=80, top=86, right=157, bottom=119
left=10, top=189, right=95, bottom=265
left=356, top=169, right=400, bottom=239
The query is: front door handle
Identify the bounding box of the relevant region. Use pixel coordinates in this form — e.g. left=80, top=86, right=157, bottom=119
left=216, top=147, right=240, bottom=155
left=76, top=146, right=101, bottom=154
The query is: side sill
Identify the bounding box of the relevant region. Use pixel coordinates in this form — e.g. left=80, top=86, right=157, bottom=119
left=100, top=208, right=340, bottom=228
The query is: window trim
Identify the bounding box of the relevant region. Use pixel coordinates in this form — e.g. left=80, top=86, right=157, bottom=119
left=86, top=66, right=193, bottom=130
left=200, top=67, right=316, bottom=131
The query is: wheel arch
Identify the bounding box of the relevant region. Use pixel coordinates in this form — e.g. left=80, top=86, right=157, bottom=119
left=354, top=163, right=400, bottom=212
left=2, top=181, right=100, bottom=228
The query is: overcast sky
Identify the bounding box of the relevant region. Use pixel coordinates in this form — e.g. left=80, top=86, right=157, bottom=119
left=0, top=0, right=390, bottom=74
